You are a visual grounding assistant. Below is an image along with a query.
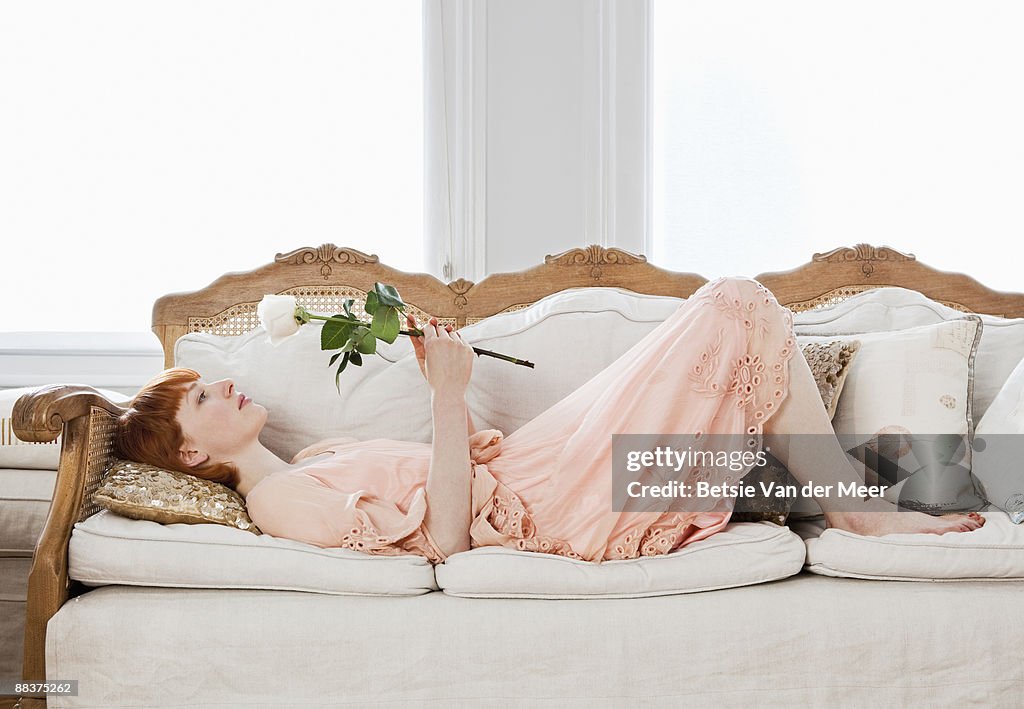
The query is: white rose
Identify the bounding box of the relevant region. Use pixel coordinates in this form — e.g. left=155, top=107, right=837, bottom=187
left=257, top=294, right=302, bottom=345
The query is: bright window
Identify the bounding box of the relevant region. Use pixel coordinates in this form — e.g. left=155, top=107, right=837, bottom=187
left=652, top=0, right=1024, bottom=289
left=0, top=1, right=423, bottom=332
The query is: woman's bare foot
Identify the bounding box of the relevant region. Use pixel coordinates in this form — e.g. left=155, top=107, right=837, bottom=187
left=824, top=496, right=986, bottom=536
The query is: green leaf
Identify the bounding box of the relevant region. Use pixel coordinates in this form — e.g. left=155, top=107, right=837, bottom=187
left=364, top=291, right=378, bottom=315
left=355, top=328, right=377, bottom=355
left=350, top=351, right=362, bottom=366
left=373, top=282, right=406, bottom=309
left=328, top=351, right=342, bottom=366
left=370, top=306, right=401, bottom=344
left=335, top=352, right=351, bottom=392
left=322, top=317, right=354, bottom=351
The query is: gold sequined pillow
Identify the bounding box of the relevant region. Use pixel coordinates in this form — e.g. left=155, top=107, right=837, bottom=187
left=92, top=459, right=261, bottom=534
left=801, top=340, right=860, bottom=419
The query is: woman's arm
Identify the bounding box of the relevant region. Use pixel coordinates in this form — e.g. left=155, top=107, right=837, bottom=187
left=422, top=390, right=473, bottom=557
left=417, top=316, right=476, bottom=558
left=408, top=313, right=476, bottom=438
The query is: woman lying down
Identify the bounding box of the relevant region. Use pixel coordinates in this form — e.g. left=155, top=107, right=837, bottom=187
left=114, top=277, right=984, bottom=565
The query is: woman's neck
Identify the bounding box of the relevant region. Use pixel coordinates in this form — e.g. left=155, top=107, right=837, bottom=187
left=232, top=442, right=294, bottom=499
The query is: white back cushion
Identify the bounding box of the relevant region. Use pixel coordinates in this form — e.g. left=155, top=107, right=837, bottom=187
left=175, top=287, right=685, bottom=459
left=174, top=284, right=1021, bottom=461
left=456, top=287, right=685, bottom=435
left=176, top=324, right=430, bottom=460
left=978, top=356, right=1024, bottom=436
left=973, top=357, right=1024, bottom=521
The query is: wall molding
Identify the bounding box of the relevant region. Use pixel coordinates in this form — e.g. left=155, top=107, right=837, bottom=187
left=584, top=0, right=651, bottom=258
left=424, top=0, right=488, bottom=283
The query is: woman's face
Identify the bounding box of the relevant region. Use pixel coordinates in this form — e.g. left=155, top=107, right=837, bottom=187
left=174, top=377, right=267, bottom=468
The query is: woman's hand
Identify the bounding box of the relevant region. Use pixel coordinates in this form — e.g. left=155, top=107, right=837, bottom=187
left=407, top=313, right=434, bottom=381
left=418, top=315, right=474, bottom=395
left=407, top=314, right=456, bottom=382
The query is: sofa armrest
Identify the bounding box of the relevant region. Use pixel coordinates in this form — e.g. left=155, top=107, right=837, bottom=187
left=11, top=386, right=127, bottom=704
left=12, top=384, right=127, bottom=443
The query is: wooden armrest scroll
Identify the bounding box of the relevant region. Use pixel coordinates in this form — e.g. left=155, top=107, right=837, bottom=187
left=12, top=384, right=128, bottom=443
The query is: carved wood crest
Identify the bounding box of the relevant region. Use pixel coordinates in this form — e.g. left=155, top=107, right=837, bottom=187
left=811, top=244, right=916, bottom=278
left=545, top=244, right=647, bottom=280
left=447, top=278, right=475, bottom=310
left=276, top=244, right=380, bottom=280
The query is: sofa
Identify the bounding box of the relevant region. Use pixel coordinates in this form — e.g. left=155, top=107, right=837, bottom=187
left=6, top=243, right=1024, bottom=708
left=0, top=387, right=126, bottom=689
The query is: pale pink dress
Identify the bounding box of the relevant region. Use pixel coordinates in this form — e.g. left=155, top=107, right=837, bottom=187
left=245, top=276, right=798, bottom=564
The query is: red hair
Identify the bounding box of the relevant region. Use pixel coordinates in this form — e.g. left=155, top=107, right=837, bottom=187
left=115, top=367, right=240, bottom=488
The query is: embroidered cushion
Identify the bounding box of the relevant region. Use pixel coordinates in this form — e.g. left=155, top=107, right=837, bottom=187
left=93, top=459, right=260, bottom=533
left=800, top=340, right=860, bottom=419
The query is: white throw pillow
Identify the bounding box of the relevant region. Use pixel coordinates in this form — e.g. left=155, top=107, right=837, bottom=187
left=790, top=318, right=984, bottom=517
left=793, top=286, right=1024, bottom=421
left=69, top=510, right=437, bottom=596
left=435, top=522, right=805, bottom=598
left=795, top=510, right=1024, bottom=580
left=0, top=386, right=128, bottom=470
left=973, top=355, right=1024, bottom=522
left=800, top=317, right=982, bottom=443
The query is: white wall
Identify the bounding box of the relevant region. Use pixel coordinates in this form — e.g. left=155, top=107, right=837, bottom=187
left=485, top=0, right=649, bottom=274
left=428, top=0, right=650, bottom=280
left=0, top=0, right=645, bottom=394
left=8, top=0, right=1017, bottom=392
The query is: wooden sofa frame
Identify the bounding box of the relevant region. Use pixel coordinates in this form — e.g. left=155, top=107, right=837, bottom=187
left=8, top=242, right=1024, bottom=708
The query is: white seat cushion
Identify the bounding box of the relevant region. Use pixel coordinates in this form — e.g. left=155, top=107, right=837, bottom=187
left=70, top=510, right=438, bottom=596
left=0, top=468, right=57, bottom=554
left=796, top=509, right=1024, bottom=580
left=436, top=522, right=806, bottom=598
